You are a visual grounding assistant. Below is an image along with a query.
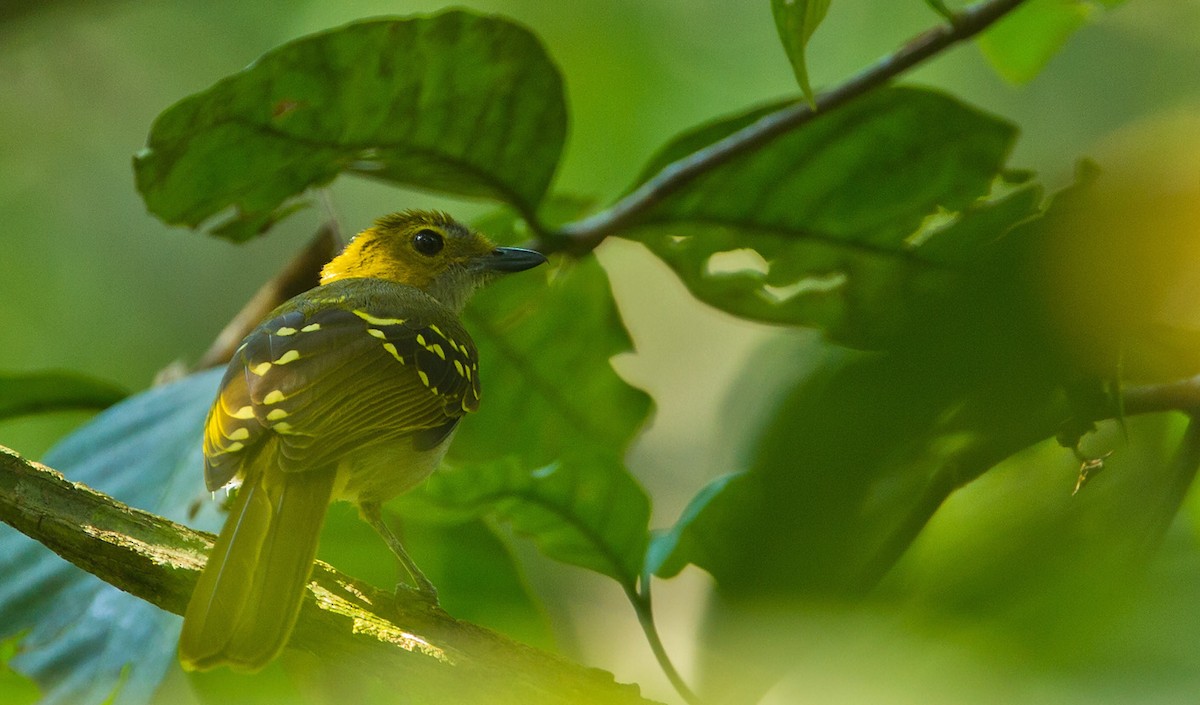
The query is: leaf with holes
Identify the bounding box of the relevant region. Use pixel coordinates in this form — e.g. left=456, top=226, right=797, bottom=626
left=403, top=254, right=653, bottom=588
left=135, top=11, right=567, bottom=241
left=644, top=182, right=1098, bottom=597
left=622, top=86, right=1025, bottom=348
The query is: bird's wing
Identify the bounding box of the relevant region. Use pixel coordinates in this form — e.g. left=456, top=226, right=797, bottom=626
left=203, top=292, right=479, bottom=491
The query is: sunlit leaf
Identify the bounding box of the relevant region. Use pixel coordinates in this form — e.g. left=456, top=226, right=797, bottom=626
left=135, top=11, right=567, bottom=241
left=0, top=370, right=126, bottom=421
left=0, top=371, right=224, bottom=705
left=624, top=86, right=1022, bottom=348
left=770, top=0, right=832, bottom=107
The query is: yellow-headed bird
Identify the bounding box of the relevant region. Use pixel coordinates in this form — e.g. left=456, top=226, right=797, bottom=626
left=179, top=211, right=546, bottom=672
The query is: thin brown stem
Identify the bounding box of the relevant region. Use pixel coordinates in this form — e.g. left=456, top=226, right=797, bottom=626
left=547, top=0, right=1028, bottom=254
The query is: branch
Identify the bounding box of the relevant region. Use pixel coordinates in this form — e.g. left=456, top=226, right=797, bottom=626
left=0, top=446, right=659, bottom=705
left=549, top=0, right=1028, bottom=253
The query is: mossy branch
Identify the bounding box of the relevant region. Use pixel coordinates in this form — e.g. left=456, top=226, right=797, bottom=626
left=0, top=445, right=658, bottom=705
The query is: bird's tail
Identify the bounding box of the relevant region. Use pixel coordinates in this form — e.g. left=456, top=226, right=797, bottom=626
left=179, top=462, right=336, bottom=672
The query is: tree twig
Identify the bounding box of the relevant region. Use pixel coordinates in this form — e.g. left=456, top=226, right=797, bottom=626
left=549, top=0, right=1028, bottom=253
left=0, top=446, right=659, bottom=705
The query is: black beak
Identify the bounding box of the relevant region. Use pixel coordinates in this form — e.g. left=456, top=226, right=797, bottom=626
left=479, top=246, right=548, bottom=273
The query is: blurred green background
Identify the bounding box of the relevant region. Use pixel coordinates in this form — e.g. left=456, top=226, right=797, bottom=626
left=3, top=1, right=1200, bottom=703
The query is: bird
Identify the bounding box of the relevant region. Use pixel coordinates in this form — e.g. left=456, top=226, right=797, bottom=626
left=178, top=210, right=547, bottom=672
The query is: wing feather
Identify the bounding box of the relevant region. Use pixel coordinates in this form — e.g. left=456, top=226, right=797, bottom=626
left=202, top=281, right=479, bottom=491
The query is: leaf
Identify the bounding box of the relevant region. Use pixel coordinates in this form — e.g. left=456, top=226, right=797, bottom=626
left=0, top=370, right=126, bottom=421
left=646, top=472, right=751, bottom=579
left=406, top=254, right=653, bottom=589
left=977, top=0, right=1096, bottom=84
left=134, top=11, right=567, bottom=241
left=649, top=183, right=1093, bottom=594
left=0, top=370, right=225, bottom=705
left=416, top=457, right=651, bottom=589
left=890, top=414, right=1197, bottom=678
left=624, top=86, right=1024, bottom=348
left=770, top=0, right=832, bottom=107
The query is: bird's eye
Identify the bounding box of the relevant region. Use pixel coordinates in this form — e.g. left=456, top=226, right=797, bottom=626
left=412, top=229, right=444, bottom=256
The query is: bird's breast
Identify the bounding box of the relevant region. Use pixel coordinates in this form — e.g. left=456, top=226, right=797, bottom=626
left=331, top=428, right=457, bottom=505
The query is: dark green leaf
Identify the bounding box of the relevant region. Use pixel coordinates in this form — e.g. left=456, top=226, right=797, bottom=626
left=407, top=254, right=653, bottom=588
left=0, top=370, right=126, bottom=421
left=625, top=86, right=1022, bottom=347
left=646, top=472, right=750, bottom=579
left=135, top=11, right=567, bottom=241
left=890, top=414, right=1197, bottom=674
left=977, top=0, right=1095, bottom=84
left=770, top=0, right=832, bottom=107
left=0, top=370, right=225, bottom=705
left=416, top=456, right=650, bottom=589
left=649, top=185, right=1089, bottom=594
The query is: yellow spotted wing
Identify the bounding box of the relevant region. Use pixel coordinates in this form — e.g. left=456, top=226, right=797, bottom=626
left=203, top=279, right=480, bottom=491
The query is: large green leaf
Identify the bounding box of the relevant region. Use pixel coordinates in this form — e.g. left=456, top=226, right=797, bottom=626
left=623, top=86, right=1022, bottom=347
left=770, top=0, right=832, bottom=107
left=0, top=370, right=126, bottom=421
left=648, top=184, right=1076, bottom=594
left=135, top=11, right=567, bottom=241
left=0, top=370, right=225, bottom=705
left=408, top=254, right=653, bottom=589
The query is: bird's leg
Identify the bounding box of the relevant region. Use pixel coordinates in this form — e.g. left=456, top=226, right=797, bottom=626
left=359, top=501, right=439, bottom=606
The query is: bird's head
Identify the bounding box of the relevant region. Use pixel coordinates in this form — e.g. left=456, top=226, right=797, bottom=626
left=320, top=210, right=547, bottom=312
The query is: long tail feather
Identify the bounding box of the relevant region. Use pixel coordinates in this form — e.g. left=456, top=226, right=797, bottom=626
left=179, top=463, right=335, bottom=672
